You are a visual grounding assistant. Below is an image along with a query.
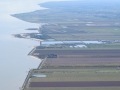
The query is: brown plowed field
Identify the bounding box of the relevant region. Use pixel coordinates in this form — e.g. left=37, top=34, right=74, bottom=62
left=44, top=58, right=120, bottom=65
left=33, top=49, right=120, bottom=67
left=29, top=81, right=120, bottom=87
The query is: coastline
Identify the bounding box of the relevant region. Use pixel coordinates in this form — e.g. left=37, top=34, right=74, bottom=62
left=12, top=1, right=120, bottom=90
left=0, top=1, right=72, bottom=90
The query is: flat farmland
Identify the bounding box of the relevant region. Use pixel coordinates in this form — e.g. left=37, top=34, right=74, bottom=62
left=15, top=1, right=120, bottom=90
left=26, top=87, right=120, bottom=90
left=46, top=24, right=120, bottom=41
left=40, top=21, right=120, bottom=41
left=43, top=58, right=120, bottom=67
left=29, top=81, right=120, bottom=87
left=31, top=49, right=120, bottom=67
left=27, top=66, right=120, bottom=90
left=28, top=68, right=120, bottom=90
left=29, top=49, right=120, bottom=90
left=33, top=49, right=120, bottom=56
left=31, top=68, right=120, bottom=82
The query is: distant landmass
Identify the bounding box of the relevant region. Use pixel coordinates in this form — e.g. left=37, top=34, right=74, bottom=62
left=12, top=0, right=120, bottom=23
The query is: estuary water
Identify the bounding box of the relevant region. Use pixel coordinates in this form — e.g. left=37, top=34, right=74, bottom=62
left=0, top=0, right=49, bottom=90
left=0, top=1, right=42, bottom=90
left=0, top=0, right=70, bottom=89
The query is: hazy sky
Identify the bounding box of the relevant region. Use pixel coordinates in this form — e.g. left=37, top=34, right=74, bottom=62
left=0, top=0, right=71, bottom=14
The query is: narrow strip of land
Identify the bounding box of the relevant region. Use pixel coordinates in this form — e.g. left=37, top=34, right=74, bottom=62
left=29, top=81, right=120, bottom=87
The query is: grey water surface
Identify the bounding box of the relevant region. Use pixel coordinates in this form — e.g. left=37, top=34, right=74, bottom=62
left=0, top=0, right=43, bottom=90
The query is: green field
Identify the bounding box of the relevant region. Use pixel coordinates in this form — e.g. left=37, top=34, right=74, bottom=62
left=27, top=67, right=120, bottom=90
left=31, top=68, right=120, bottom=82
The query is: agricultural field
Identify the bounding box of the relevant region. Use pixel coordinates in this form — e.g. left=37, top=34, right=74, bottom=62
left=12, top=1, right=120, bottom=43
left=26, top=46, right=120, bottom=90
left=42, top=58, right=120, bottom=68
left=41, top=22, right=120, bottom=41
left=18, top=1, right=120, bottom=90
left=30, top=49, right=120, bottom=67
left=26, top=67, right=120, bottom=90
left=26, top=48, right=120, bottom=90
left=31, top=68, right=120, bottom=82
left=27, top=87, right=120, bottom=90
